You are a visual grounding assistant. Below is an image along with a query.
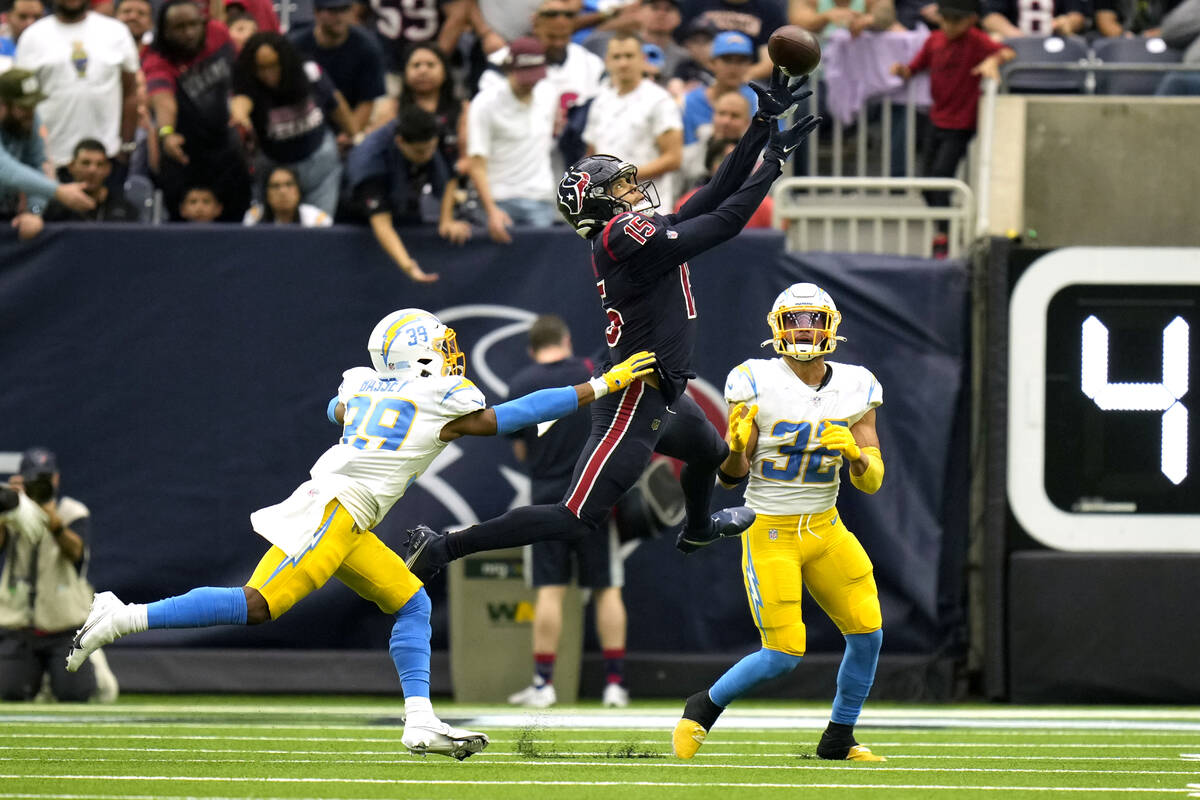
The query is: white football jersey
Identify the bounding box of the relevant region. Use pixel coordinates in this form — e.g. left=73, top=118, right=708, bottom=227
left=725, top=358, right=882, bottom=516
left=251, top=366, right=485, bottom=556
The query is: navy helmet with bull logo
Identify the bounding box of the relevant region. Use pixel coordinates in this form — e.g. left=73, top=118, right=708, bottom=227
left=556, top=154, right=660, bottom=239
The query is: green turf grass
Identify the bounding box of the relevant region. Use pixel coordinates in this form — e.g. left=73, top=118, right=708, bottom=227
left=1, top=695, right=1197, bottom=799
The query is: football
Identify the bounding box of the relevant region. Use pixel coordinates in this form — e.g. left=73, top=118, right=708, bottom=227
left=767, top=25, right=822, bottom=77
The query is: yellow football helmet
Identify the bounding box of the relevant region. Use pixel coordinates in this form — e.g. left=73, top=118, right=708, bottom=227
left=369, top=308, right=465, bottom=379
left=765, top=283, right=845, bottom=361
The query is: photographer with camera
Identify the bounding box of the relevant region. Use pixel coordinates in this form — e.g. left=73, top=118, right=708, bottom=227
left=0, top=447, right=115, bottom=702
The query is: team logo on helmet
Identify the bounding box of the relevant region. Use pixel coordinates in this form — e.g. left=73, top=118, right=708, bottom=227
left=558, top=169, right=590, bottom=215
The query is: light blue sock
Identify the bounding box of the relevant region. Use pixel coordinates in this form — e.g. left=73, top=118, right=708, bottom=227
left=389, top=588, right=432, bottom=698
left=146, top=587, right=248, bottom=629
left=709, top=647, right=802, bottom=708
left=831, top=630, right=883, bottom=725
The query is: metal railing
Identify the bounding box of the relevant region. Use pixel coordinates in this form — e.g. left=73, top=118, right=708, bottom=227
left=772, top=176, right=974, bottom=258
left=796, top=81, right=925, bottom=180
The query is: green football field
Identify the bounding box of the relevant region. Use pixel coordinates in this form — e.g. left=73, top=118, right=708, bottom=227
left=2, top=695, right=1198, bottom=799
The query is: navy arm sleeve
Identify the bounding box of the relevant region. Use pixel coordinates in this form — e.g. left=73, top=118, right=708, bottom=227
left=666, top=117, right=772, bottom=224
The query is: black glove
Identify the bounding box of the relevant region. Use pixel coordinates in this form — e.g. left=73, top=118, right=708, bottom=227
left=764, top=113, right=821, bottom=166
left=749, top=68, right=814, bottom=122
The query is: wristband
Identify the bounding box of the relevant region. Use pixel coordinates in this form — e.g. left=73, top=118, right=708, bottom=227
left=158, top=125, right=175, bottom=138
left=717, top=466, right=749, bottom=488
left=588, top=376, right=609, bottom=400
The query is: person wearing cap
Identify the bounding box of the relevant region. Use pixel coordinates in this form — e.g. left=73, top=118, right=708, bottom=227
left=467, top=34, right=561, bottom=242
left=290, top=0, right=386, bottom=134
left=14, top=0, right=139, bottom=169
left=681, top=30, right=758, bottom=144
left=584, top=31, right=683, bottom=208
left=679, top=0, right=786, bottom=80
left=891, top=0, right=1012, bottom=256
left=0, top=448, right=117, bottom=703
left=0, top=68, right=95, bottom=238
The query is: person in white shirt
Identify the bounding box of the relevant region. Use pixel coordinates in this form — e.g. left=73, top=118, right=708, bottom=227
left=15, top=0, right=138, bottom=167
left=583, top=31, right=683, bottom=211
left=467, top=36, right=559, bottom=243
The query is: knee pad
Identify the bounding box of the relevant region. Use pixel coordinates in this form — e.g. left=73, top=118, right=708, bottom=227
left=844, top=576, right=883, bottom=633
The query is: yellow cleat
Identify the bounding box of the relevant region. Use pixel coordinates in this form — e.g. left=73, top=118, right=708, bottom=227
left=845, top=745, right=886, bottom=762
left=672, top=718, right=708, bottom=759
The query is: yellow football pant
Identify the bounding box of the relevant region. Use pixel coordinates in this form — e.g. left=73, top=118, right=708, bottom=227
left=740, top=507, right=882, bottom=657
left=246, top=500, right=423, bottom=619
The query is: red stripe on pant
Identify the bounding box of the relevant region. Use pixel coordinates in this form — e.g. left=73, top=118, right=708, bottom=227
left=565, top=381, right=645, bottom=516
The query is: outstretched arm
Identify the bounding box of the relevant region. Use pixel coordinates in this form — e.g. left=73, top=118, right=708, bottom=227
left=438, top=352, right=656, bottom=441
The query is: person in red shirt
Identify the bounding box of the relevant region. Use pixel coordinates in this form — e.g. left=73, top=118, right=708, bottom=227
left=891, top=0, right=1012, bottom=256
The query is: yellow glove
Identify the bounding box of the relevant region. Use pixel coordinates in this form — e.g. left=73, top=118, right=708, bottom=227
left=595, top=351, right=657, bottom=396
left=727, top=402, right=759, bottom=453
left=819, top=424, right=861, bottom=462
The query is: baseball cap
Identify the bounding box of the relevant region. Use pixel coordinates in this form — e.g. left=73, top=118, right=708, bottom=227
left=938, top=0, right=979, bottom=16
left=19, top=447, right=57, bottom=480
left=643, top=42, right=665, bottom=69
left=505, top=36, right=548, bottom=85
left=0, top=69, right=47, bottom=108
left=313, top=0, right=353, bottom=10
left=710, top=30, right=754, bottom=59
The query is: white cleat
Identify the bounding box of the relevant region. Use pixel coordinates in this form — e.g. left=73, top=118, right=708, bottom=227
left=602, top=683, right=630, bottom=708
left=402, top=714, right=489, bottom=760
left=507, top=681, right=557, bottom=708
left=66, top=592, right=127, bottom=673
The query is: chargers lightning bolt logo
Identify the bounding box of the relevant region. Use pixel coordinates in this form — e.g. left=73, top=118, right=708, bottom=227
left=558, top=169, right=590, bottom=214
left=745, top=549, right=765, bottom=633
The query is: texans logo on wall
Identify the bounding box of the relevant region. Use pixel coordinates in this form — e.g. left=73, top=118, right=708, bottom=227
left=558, top=169, right=590, bottom=214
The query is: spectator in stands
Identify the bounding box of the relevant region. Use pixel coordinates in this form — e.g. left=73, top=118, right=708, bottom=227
left=143, top=0, right=249, bottom=221
left=672, top=15, right=717, bottom=91
left=15, top=0, right=138, bottom=169
left=231, top=32, right=359, bottom=216
left=243, top=165, right=333, bottom=226
left=680, top=0, right=786, bottom=80
left=1, top=0, right=46, bottom=73
left=467, top=36, right=559, bottom=242
left=583, top=31, right=683, bottom=208
left=1157, top=0, right=1200, bottom=93
left=291, top=0, right=386, bottom=135
left=891, top=0, right=1012, bottom=256
left=365, top=0, right=471, bottom=79
left=226, top=9, right=258, bottom=52
left=0, top=68, right=94, bottom=238
left=178, top=184, right=223, bottom=221
left=790, top=0, right=897, bottom=39
left=393, top=43, right=469, bottom=175
left=114, top=0, right=150, bottom=56
left=1096, top=0, right=1183, bottom=36
left=674, top=135, right=773, bottom=226
left=504, top=314, right=632, bottom=711
left=682, top=31, right=757, bottom=144
left=0, top=448, right=117, bottom=704
left=981, top=0, right=1084, bottom=37
left=680, top=87, right=749, bottom=186
left=44, top=137, right=138, bottom=221
left=223, top=0, right=279, bottom=35
left=347, top=105, right=461, bottom=281
left=477, top=0, right=544, bottom=45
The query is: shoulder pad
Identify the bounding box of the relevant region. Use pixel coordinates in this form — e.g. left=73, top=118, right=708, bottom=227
left=437, top=377, right=487, bottom=416
left=725, top=361, right=760, bottom=404
left=338, top=367, right=377, bottom=402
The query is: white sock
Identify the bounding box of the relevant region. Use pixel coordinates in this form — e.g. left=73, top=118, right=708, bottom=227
left=125, top=604, right=149, bottom=635
left=404, top=696, right=434, bottom=718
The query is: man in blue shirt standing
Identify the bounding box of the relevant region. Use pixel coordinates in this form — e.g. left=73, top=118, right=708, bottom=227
left=681, top=31, right=758, bottom=144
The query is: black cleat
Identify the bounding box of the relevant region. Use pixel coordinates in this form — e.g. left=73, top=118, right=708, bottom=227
left=675, top=506, right=757, bottom=554
left=403, top=524, right=448, bottom=581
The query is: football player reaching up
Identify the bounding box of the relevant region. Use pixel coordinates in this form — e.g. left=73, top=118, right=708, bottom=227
left=672, top=284, right=888, bottom=763
left=402, top=68, right=821, bottom=580
left=65, top=308, right=654, bottom=760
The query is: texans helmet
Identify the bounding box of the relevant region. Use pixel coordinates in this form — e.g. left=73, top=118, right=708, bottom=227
left=557, top=154, right=660, bottom=239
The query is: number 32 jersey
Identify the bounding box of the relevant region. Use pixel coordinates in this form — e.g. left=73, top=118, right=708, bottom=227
left=725, top=358, right=882, bottom=516
left=251, top=366, right=485, bottom=556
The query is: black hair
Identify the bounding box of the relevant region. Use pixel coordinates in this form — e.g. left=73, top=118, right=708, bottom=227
left=260, top=165, right=301, bottom=223
left=71, top=137, right=108, bottom=160
left=150, top=0, right=205, bottom=61
left=235, top=31, right=311, bottom=104
left=397, top=43, right=458, bottom=113
left=396, top=105, right=439, bottom=143
left=528, top=314, right=570, bottom=353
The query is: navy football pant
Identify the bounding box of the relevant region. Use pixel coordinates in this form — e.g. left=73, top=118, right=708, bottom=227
left=444, top=382, right=728, bottom=560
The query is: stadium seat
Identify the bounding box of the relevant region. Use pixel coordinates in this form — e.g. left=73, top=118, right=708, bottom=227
left=122, top=175, right=156, bottom=223
left=1002, top=35, right=1091, bottom=92
left=1092, top=36, right=1184, bottom=95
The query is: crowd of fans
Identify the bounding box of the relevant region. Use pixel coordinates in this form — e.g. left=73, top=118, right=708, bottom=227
left=2, top=0, right=1198, bottom=271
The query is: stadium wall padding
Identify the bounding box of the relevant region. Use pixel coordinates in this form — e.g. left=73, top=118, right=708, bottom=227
left=0, top=225, right=968, bottom=691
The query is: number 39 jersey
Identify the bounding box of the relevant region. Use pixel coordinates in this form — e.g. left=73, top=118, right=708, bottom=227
left=725, top=358, right=882, bottom=516
left=251, top=366, right=485, bottom=556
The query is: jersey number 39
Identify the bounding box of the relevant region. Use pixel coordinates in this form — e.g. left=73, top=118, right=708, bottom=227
left=341, top=395, right=417, bottom=450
